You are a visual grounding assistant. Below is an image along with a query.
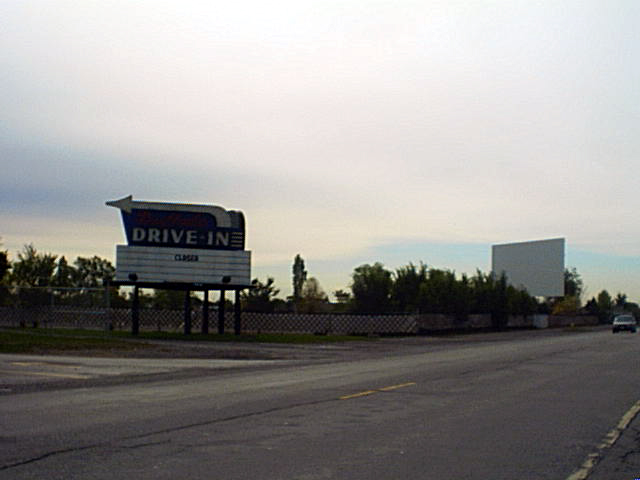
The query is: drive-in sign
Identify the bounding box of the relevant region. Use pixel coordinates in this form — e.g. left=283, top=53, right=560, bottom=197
left=106, top=195, right=245, bottom=250
left=107, top=196, right=251, bottom=286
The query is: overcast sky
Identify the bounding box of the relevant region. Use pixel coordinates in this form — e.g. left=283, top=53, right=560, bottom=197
left=1, top=1, right=639, bottom=301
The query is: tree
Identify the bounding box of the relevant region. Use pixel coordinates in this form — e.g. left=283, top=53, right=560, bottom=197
left=333, top=289, right=351, bottom=304
left=391, top=262, right=427, bottom=313
left=470, top=269, right=537, bottom=318
left=552, top=296, right=580, bottom=315
left=53, top=256, right=75, bottom=288
left=0, top=241, right=9, bottom=305
left=470, top=270, right=494, bottom=314
left=332, top=289, right=351, bottom=313
left=417, top=269, right=459, bottom=315
left=491, top=272, right=509, bottom=329
left=507, top=285, right=538, bottom=316
left=241, top=277, right=280, bottom=312
left=298, top=277, right=330, bottom=313
left=65, top=256, right=116, bottom=306
left=585, top=297, right=599, bottom=315
left=453, top=273, right=473, bottom=322
left=11, top=244, right=57, bottom=287
left=73, top=256, right=115, bottom=288
left=624, top=301, right=640, bottom=319
left=614, top=292, right=628, bottom=310
left=596, top=290, right=613, bottom=323
left=10, top=244, right=57, bottom=306
left=564, top=267, right=583, bottom=301
left=292, top=254, right=307, bottom=307
left=152, top=289, right=191, bottom=310
left=0, top=246, right=8, bottom=283
left=49, top=256, right=79, bottom=305
left=350, top=263, right=393, bottom=314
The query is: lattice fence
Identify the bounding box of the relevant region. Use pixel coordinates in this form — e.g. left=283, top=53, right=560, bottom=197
left=0, top=308, right=539, bottom=334
left=0, top=306, right=419, bottom=335
left=239, top=312, right=418, bottom=335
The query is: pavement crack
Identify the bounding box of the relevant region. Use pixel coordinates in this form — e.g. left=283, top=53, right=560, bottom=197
left=0, top=442, right=105, bottom=471
left=0, top=398, right=338, bottom=472
left=121, top=397, right=337, bottom=442
left=120, top=439, right=172, bottom=450
left=619, top=449, right=638, bottom=463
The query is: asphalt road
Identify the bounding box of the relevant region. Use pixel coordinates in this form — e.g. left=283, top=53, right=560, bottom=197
left=1, top=328, right=639, bottom=479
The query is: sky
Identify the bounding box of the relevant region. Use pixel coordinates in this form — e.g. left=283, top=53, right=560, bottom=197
left=1, top=1, right=639, bottom=302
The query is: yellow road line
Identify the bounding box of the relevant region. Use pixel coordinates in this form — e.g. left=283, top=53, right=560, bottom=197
left=566, top=400, right=640, bottom=480
left=340, top=382, right=416, bottom=400
left=379, top=382, right=417, bottom=391
left=340, top=390, right=377, bottom=400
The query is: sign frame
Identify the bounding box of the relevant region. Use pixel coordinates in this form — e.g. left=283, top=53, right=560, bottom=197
left=107, top=195, right=252, bottom=335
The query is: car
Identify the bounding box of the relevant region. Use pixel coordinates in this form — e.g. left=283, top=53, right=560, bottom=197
left=612, top=314, right=637, bottom=333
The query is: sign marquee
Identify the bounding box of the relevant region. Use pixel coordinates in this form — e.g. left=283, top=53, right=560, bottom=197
left=107, top=195, right=245, bottom=250
left=114, top=245, right=251, bottom=285
left=107, top=196, right=251, bottom=287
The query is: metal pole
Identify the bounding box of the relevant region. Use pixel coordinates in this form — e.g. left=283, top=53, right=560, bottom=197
left=184, top=290, right=191, bottom=335
left=131, top=285, right=139, bottom=335
left=218, top=289, right=226, bottom=334
left=202, top=289, right=209, bottom=334
left=234, top=289, right=242, bottom=335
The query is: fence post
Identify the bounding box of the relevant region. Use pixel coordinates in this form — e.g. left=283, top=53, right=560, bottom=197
left=234, top=289, right=241, bottom=335
left=184, top=290, right=191, bottom=335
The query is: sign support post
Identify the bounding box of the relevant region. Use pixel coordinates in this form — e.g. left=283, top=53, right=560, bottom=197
left=183, top=290, right=191, bottom=335
left=218, top=289, right=226, bottom=334
left=132, top=285, right=140, bottom=335
left=202, top=289, right=209, bottom=334
left=234, top=290, right=242, bottom=335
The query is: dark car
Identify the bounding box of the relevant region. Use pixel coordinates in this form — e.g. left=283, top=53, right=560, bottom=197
left=612, top=314, right=637, bottom=333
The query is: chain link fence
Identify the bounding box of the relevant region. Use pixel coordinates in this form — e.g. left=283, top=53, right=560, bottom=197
left=0, top=286, right=111, bottom=329
left=0, top=287, right=599, bottom=335
left=0, top=306, right=418, bottom=335
left=0, top=287, right=420, bottom=334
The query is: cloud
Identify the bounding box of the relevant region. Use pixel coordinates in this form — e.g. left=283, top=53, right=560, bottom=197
left=2, top=1, right=640, bottom=299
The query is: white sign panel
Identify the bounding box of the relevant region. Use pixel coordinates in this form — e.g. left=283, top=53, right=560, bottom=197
left=115, top=245, right=251, bottom=286
left=491, top=238, right=565, bottom=297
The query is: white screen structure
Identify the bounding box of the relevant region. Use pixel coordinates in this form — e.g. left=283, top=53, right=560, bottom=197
left=491, top=238, right=565, bottom=297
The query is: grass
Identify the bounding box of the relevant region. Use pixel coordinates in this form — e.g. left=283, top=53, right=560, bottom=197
left=109, top=330, right=373, bottom=344
left=0, top=327, right=373, bottom=354
left=0, top=328, right=149, bottom=354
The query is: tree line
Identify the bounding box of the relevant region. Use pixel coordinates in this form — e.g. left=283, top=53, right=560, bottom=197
left=247, top=259, right=537, bottom=327
left=0, top=243, right=219, bottom=309
left=1, top=243, right=636, bottom=322
left=0, top=244, right=124, bottom=307
left=241, top=255, right=638, bottom=324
